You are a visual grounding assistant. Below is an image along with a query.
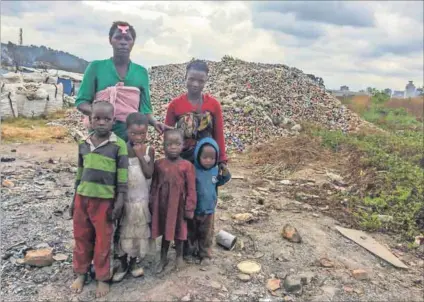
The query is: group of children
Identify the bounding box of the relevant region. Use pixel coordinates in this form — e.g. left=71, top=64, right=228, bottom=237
left=70, top=101, right=231, bottom=297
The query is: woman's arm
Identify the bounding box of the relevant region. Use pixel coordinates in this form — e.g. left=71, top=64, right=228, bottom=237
left=212, top=99, right=228, bottom=163
left=164, top=100, right=177, bottom=127
left=75, top=62, right=97, bottom=116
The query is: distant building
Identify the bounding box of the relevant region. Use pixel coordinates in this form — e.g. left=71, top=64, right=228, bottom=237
left=328, top=86, right=366, bottom=98
left=405, top=81, right=416, bottom=98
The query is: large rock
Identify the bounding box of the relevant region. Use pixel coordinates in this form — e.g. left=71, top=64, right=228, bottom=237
left=24, top=248, right=54, bottom=267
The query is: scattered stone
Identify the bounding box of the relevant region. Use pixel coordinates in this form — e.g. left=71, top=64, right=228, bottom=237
left=181, top=294, right=191, bottom=302
left=343, top=286, right=354, bottom=293
left=352, top=269, right=369, bottom=280
left=291, top=124, right=302, bottom=132
left=16, top=258, right=26, bottom=265
left=283, top=276, right=302, bottom=293
left=53, top=253, right=68, bottom=262
left=280, top=180, right=292, bottom=186
left=266, top=278, right=281, bottom=292
left=210, top=281, right=222, bottom=290
left=319, top=258, right=334, bottom=268
left=281, top=224, right=302, bottom=243
left=232, top=213, right=254, bottom=223
left=24, top=248, right=54, bottom=267
left=2, top=179, right=15, bottom=188
left=237, top=274, right=251, bottom=282
left=326, top=172, right=346, bottom=186
left=354, top=287, right=364, bottom=295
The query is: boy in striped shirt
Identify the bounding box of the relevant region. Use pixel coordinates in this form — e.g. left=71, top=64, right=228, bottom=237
left=69, top=101, right=128, bottom=298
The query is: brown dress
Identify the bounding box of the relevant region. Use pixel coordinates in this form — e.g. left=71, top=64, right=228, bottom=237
left=150, top=158, right=197, bottom=241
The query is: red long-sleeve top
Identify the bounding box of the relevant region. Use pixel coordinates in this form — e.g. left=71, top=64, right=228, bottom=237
left=165, top=93, right=228, bottom=163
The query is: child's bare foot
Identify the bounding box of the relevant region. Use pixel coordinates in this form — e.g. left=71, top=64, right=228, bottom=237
left=156, top=258, right=169, bottom=274
left=95, top=281, right=110, bottom=298
left=175, top=256, right=184, bottom=271
left=70, top=274, right=86, bottom=294
left=201, top=258, right=212, bottom=266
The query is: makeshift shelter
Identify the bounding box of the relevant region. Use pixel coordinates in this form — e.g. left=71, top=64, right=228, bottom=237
left=57, top=77, right=72, bottom=95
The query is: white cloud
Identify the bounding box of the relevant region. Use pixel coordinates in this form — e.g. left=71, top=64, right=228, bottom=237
left=1, top=0, right=422, bottom=91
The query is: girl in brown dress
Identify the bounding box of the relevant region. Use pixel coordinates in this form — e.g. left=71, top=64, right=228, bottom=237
left=150, top=129, right=197, bottom=273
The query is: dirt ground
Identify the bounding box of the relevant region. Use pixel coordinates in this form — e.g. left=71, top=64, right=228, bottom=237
left=1, top=143, right=423, bottom=302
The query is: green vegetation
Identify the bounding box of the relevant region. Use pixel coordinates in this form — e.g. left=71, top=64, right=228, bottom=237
left=310, top=91, right=424, bottom=240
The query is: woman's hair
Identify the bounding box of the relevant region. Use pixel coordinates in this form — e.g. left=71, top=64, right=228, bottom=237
left=109, top=21, right=136, bottom=40
left=126, top=112, right=148, bottom=127
left=186, top=59, right=209, bottom=76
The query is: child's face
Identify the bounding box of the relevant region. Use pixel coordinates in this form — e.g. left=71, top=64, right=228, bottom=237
left=164, top=132, right=183, bottom=160
left=128, top=124, right=148, bottom=145
left=199, top=145, right=217, bottom=169
left=91, top=106, right=114, bottom=137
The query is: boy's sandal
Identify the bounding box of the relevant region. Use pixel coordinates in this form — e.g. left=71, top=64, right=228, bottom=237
left=112, top=268, right=127, bottom=283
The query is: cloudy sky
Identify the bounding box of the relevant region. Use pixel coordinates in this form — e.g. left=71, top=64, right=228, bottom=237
left=1, top=1, right=423, bottom=91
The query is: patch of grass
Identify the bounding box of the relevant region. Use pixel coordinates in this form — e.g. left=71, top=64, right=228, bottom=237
left=307, top=97, right=424, bottom=240
left=1, top=110, right=70, bottom=143
left=219, top=192, right=234, bottom=202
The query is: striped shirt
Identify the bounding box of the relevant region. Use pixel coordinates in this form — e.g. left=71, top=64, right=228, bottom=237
left=75, top=132, right=128, bottom=199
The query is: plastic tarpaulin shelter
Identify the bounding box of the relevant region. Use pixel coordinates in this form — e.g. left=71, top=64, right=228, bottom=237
left=57, top=77, right=72, bottom=95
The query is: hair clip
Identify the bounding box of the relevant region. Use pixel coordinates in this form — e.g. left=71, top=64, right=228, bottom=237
left=117, top=25, right=129, bottom=34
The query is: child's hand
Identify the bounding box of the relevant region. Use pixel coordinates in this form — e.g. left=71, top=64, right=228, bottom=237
left=112, top=193, right=125, bottom=221
left=69, top=195, right=76, bottom=218
left=219, top=163, right=230, bottom=176
left=133, top=143, right=147, bottom=157
left=184, top=210, right=194, bottom=220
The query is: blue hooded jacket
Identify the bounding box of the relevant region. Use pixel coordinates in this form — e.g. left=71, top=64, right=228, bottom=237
left=194, top=138, right=231, bottom=215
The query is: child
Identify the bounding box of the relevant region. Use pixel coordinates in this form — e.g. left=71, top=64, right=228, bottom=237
left=113, top=112, right=156, bottom=282
left=69, top=101, right=128, bottom=298
left=187, top=137, right=231, bottom=265
left=149, top=129, right=197, bottom=273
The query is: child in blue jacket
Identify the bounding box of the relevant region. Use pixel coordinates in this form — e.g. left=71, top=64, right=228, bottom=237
left=186, top=137, right=231, bottom=266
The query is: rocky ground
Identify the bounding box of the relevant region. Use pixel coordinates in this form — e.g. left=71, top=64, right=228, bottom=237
left=1, top=143, right=423, bottom=302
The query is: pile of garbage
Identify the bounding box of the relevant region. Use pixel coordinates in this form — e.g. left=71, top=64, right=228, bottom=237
left=0, top=72, right=64, bottom=119
left=149, top=56, right=362, bottom=152
left=53, top=56, right=363, bottom=154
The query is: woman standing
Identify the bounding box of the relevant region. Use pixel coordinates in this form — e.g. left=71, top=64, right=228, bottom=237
left=164, top=60, right=228, bottom=261
left=76, top=21, right=170, bottom=140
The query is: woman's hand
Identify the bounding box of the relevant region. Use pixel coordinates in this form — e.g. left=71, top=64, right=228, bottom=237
left=219, top=163, right=229, bottom=176
left=154, top=121, right=173, bottom=134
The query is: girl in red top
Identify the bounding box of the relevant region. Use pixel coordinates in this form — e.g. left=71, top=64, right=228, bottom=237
left=164, top=60, right=229, bottom=262
left=165, top=60, right=228, bottom=166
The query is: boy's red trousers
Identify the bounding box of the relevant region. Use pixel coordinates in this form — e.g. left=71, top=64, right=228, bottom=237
left=73, top=194, right=114, bottom=281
